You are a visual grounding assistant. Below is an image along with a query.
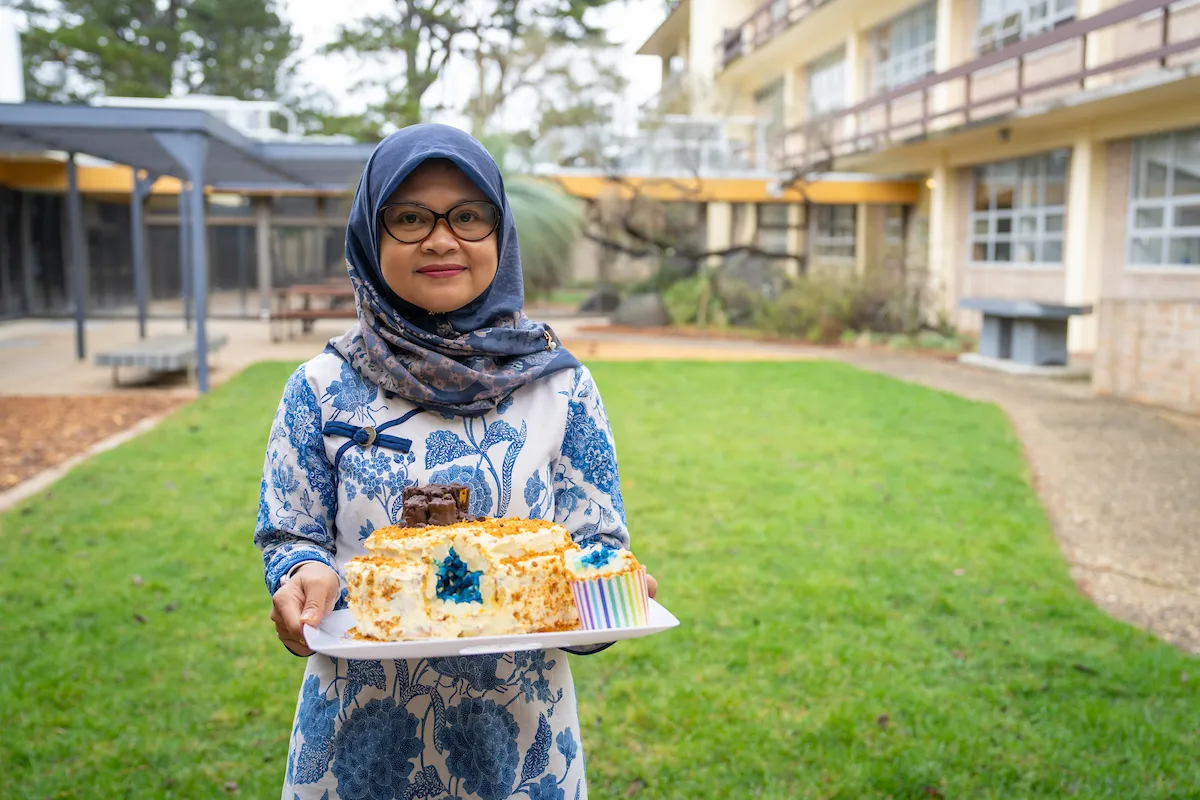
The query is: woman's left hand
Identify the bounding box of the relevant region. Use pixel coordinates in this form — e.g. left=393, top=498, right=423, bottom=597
left=647, top=573, right=658, bottom=599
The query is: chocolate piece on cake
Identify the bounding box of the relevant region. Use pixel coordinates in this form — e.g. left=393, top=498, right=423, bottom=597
left=427, top=497, right=458, bottom=526
left=400, top=484, right=475, bottom=527
left=401, top=496, right=429, bottom=527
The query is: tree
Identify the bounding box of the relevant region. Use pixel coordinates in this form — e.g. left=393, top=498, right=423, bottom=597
left=18, top=0, right=297, bottom=103
left=316, top=0, right=619, bottom=139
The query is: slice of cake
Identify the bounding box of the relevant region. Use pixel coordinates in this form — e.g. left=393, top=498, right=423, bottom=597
left=345, top=489, right=582, bottom=640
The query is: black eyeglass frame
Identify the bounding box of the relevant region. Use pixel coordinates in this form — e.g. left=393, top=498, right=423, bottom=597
left=377, top=201, right=502, bottom=244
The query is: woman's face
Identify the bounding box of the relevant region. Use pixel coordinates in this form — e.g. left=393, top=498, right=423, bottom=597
left=378, top=159, right=500, bottom=314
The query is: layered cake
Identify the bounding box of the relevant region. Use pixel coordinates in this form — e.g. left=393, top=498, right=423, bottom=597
left=345, top=484, right=583, bottom=640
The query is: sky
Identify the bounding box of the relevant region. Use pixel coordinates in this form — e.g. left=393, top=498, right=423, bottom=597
left=282, top=0, right=668, bottom=134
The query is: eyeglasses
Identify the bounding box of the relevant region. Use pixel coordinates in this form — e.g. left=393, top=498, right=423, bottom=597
left=379, top=201, right=501, bottom=244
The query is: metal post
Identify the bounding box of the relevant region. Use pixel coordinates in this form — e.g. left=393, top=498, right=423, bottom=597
left=155, top=132, right=211, bottom=392
left=179, top=184, right=192, bottom=331
left=0, top=194, right=11, bottom=317
left=18, top=191, right=36, bottom=315
left=131, top=170, right=152, bottom=339
left=65, top=153, right=88, bottom=360
left=255, top=196, right=273, bottom=320
left=315, top=195, right=328, bottom=279
left=189, top=175, right=209, bottom=392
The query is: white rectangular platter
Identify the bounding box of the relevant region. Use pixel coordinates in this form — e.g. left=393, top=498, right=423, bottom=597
left=304, top=600, right=679, bottom=660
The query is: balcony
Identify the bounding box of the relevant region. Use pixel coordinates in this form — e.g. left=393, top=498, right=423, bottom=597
left=718, top=0, right=838, bottom=71
left=531, top=115, right=774, bottom=179
left=781, top=0, right=1200, bottom=172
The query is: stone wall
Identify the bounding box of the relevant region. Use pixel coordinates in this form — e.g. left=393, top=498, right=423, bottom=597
left=1093, top=299, right=1200, bottom=415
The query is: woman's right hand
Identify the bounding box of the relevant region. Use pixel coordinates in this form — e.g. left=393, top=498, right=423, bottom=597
left=271, top=562, right=340, bottom=657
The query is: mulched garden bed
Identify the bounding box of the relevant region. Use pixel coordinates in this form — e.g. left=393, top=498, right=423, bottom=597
left=0, top=395, right=187, bottom=491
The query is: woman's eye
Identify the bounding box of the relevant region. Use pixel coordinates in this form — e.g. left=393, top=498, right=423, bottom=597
left=455, top=212, right=477, bottom=223
left=399, top=214, right=421, bottom=225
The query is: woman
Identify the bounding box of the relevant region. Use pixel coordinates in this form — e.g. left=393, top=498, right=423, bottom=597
left=255, top=123, right=655, bottom=800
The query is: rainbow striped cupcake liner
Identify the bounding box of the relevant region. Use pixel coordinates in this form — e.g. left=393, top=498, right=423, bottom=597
left=570, top=567, right=649, bottom=630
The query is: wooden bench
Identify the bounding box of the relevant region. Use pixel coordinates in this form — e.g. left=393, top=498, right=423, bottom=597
left=960, top=298, right=1091, bottom=367
left=95, top=333, right=229, bottom=387
left=271, top=282, right=357, bottom=341
left=269, top=307, right=358, bottom=342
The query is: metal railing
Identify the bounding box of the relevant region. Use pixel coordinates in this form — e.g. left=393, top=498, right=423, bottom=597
left=532, top=115, right=775, bottom=178
left=782, top=0, right=1200, bottom=171
left=717, top=0, right=837, bottom=70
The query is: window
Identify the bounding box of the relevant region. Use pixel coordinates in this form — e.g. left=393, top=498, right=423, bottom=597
left=813, top=205, right=856, bottom=260
left=977, top=0, right=1075, bottom=54
left=1129, top=129, right=1200, bottom=267
left=754, top=79, right=786, bottom=141
left=757, top=203, right=798, bottom=255
left=970, top=150, right=1069, bottom=264
left=808, top=48, right=846, bottom=116
left=875, top=2, right=937, bottom=91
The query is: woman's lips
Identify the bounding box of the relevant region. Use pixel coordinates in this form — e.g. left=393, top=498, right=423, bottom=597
left=416, top=264, right=467, bottom=279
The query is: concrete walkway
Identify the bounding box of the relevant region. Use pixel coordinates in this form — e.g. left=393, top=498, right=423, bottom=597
left=0, top=316, right=822, bottom=397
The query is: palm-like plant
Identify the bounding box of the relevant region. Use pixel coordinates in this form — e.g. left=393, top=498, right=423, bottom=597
left=506, top=175, right=584, bottom=302
left=480, top=132, right=585, bottom=303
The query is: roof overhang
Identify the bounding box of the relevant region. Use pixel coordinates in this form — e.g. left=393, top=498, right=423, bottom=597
left=637, top=0, right=690, bottom=57
left=0, top=102, right=374, bottom=191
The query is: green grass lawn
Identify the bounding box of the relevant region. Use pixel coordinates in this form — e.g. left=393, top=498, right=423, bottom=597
left=1, top=362, right=1196, bottom=799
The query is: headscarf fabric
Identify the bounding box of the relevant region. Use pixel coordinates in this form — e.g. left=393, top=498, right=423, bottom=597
left=330, top=123, right=580, bottom=417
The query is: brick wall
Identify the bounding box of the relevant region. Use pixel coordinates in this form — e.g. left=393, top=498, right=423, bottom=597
left=1094, top=299, right=1200, bottom=415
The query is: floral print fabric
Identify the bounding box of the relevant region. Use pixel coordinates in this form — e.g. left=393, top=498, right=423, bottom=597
left=256, top=352, right=628, bottom=799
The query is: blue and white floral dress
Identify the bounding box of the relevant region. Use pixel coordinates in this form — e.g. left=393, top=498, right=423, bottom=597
left=255, top=349, right=628, bottom=800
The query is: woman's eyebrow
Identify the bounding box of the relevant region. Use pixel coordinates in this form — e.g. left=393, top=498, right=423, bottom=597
left=390, top=196, right=484, bottom=206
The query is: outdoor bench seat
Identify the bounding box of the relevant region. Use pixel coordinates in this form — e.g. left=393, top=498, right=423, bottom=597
left=94, top=333, right=228, bottom=387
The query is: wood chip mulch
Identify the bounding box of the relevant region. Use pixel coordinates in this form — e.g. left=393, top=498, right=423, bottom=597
left=0, top=395, right=187, bottom=490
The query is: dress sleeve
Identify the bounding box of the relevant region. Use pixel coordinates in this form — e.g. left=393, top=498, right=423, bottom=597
left=551, top=366, right=631, bottom=657
left=254, top=364, right=340, bottom=595
left=550, top=365, right=630, bottom=550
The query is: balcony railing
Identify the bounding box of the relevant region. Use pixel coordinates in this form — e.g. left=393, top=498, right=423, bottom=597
left=782, top=0, right=1200, bottom=172
left=718, top=0, right=837, bottom=71
left=531, top=115, right=774, bottom=178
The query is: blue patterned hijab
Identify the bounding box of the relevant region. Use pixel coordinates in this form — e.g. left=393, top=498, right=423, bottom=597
left=330, top=124, right=580, bottom=417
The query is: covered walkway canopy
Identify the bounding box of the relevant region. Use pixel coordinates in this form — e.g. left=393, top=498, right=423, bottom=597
left=0, top=102, right=375, bottom=391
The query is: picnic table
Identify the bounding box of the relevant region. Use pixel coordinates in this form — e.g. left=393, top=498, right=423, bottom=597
left=960, top=297, right=1092, bottom=368
left=95, top=333, right=229, bottom=387
left=271, top=280, right=357, bottom=341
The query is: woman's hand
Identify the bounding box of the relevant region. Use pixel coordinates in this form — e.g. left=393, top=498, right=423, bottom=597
left=271, top=562, right=340, bottom=657
left=647, top=573, right=658, bottom=599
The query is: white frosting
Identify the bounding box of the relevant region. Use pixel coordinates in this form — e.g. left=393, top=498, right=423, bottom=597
left=347, top=519, right=580, bottom=640
left=564, top=543, right=639, bottom=579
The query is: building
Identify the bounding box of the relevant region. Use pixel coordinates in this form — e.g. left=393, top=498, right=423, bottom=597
left=636, top=0, right=1200, bottom=413
left=0, top=95, right=370, bottom=323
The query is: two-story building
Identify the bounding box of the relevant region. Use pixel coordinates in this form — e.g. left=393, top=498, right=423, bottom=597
left=639, top=0, right=1200, bottom=413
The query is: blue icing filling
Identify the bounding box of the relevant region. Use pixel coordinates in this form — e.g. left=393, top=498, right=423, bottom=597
left=581, top=545, right=619, bottom=569
left=434, top=548, right=483, bottom=604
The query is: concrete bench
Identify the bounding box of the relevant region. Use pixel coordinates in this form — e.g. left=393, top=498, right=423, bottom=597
left=960, top=298, right=1091, bottom=368
left=95, top=334, right=229, bottom=387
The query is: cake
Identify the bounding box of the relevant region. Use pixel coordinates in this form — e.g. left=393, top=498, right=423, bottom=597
left=345, top=485, right=583, bottom=641
left=564, top=543, right=649, bottom=630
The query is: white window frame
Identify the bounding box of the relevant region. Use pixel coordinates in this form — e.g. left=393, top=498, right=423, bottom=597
left=807, top=48, right=847, bottom=116
left=754, top=78, right=786, bottom=140
left=812, top=204, right=857, bottom=260
left=757, top=203, right=799, bottom=255
left=969, top=149, right=1069, bottom=266
left=1128, top=129, right=1200, bottom=269
left=977, top=0, right=1075, bottom=54
left=875, top=1, right=938, bottom=92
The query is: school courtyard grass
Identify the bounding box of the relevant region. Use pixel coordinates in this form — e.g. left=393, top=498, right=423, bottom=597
left=0, top=361, right=1196, bottom=799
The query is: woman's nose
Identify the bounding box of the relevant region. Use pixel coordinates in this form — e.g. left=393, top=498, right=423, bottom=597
left=421, top=219, right=460, bottom=253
